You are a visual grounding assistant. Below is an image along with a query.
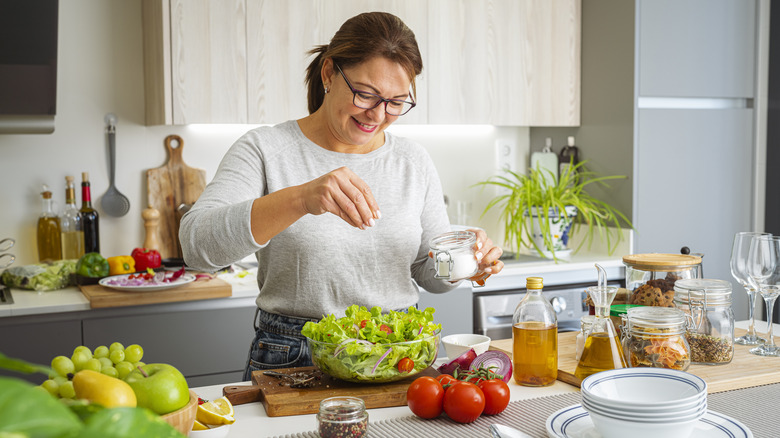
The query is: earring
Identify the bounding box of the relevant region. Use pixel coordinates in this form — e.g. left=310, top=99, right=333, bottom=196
left=324, top=85, right=329, bottom=94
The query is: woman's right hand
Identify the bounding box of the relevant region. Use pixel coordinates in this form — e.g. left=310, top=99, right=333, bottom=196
left=300, top=166, right=380, bottom=229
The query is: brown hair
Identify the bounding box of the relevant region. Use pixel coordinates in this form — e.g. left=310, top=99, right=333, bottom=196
left=305, top=12, right=423, bottom=114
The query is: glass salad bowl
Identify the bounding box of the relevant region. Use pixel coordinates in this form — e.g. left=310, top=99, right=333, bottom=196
left=302, top=305, right=441, bottom=383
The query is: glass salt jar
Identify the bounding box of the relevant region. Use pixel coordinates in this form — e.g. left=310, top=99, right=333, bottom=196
left=429, top=231, right=479, bottom=281
left=673, top=278, right=734, bottom=365
left=317, top=396, right=368, bottom=438
left=622, top=306, right=692, bottom=371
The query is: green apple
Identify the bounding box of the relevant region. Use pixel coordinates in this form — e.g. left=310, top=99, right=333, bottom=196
left=124, top=363, right=189, bottom=415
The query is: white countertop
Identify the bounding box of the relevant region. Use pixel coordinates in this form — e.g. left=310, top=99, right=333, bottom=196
left=191, top=320, right=780, bottom=438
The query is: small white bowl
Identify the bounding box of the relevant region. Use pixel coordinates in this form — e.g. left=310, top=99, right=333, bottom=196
left=189, top=424, right=231, bottom=438
left=581, top=368, right=707, bottom=408
left=582, top=394, right=706, bottom=418
left=588, top=408, right=701, bottom=438
left=441, top=334, right=491, bottom=358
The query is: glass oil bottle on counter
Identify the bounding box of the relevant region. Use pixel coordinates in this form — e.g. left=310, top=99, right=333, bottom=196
left=574, top=264, right=626, bottom=380
left=512, top=276, right=558, bottom=386
left=60, top=175, right=84, bottom=260
left=37, top=185, right=62, bottom=262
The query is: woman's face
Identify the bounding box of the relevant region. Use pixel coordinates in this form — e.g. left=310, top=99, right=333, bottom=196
left=322, top=57, right=412, bottom=151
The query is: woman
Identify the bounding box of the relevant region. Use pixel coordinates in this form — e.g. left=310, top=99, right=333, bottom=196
left=179, top=12, right=504, bottom=380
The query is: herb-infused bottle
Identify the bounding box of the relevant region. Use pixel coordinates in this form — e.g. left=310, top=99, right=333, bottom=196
left=37, top=185, right=62, bottom=262
left=512, top=276, right=558, bottom=386
left=60, top=175, right=84, bottom=259
left=79, top=172, right=100, bottom=253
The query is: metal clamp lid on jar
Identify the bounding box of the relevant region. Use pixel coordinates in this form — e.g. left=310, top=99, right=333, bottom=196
left=622, top=306, right=692, bottom=336
left=673, top=279, right=732, bottom=305
left=622, top=253, right=702, bottom=272
left=429, top=231, right=477, bottom=280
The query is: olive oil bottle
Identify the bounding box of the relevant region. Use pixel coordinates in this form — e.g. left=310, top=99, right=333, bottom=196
left=37, top=185, right=62, bottom=262
left=61, top=176, right=84, bottom=259
left=512, top=277, right=558, bottom=386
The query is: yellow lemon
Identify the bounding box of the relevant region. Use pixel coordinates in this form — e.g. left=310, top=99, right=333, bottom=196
left=72, top=369, right=137, bottom=408
left=192, top=420, right=209, bottom=431
left=196, top=396, right=235, bottom=425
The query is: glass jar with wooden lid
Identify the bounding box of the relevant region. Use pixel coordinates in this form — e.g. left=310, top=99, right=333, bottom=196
left=622, top=254, right=702, bottom=308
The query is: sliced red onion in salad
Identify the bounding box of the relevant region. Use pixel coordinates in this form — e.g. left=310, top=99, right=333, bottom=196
left=371, top=347, right=393, bottom=374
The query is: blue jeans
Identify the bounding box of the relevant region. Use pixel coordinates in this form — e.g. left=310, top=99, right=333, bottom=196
left=242, top=308, right=318, bottom=381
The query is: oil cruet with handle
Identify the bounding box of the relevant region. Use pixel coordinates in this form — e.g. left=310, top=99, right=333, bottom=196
left=574, top=264, right=626, bottom=380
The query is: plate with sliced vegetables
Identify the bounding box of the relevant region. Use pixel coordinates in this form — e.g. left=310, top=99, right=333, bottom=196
left=98, top=268, right=195, bottom=292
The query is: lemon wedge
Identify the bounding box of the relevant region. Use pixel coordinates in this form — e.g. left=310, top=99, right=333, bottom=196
left=192, top=420, right=209, bottom=431
left=196, top=396, right=235, bottom=425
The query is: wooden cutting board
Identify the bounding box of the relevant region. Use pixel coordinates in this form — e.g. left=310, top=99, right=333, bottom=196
left=490, top=328, right=780, bottom=393
left=146, top=135, right=207, bottom=260
left=225, top=366, right=439, bottom=417
left=78, top=277, right=231, bottom=308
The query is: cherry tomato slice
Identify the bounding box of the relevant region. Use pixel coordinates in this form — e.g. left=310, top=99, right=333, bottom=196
left=398, top=357, right=414, bottom=373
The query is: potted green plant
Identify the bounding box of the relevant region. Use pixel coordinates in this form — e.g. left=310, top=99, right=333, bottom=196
left=476, top=161, right=632, bottom=260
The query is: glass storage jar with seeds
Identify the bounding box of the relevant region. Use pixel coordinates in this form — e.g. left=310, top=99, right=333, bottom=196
left=317, top=396, right=368, bottom=438
left=622, top=306, right=692, bottom=371
left=673, top=278, right=734, bottom=365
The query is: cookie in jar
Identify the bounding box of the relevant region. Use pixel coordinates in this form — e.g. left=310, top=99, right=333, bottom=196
left=623, top=254, right=701, bottom=307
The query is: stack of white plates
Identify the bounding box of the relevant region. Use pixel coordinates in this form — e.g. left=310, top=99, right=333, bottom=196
left=580, top=368, right=707, bottom=438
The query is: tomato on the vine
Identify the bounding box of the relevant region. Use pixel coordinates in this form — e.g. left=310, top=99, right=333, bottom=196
left=436, top=374, right=457, bottom=386
left=443, top=381, right=485, bottom=423
left=398, top=357, right=414, bottom=373
left=478, top=379, right=510, bottom=415
left=406, top=376, right=444, bottom=419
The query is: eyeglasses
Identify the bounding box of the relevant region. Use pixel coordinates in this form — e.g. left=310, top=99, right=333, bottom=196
left=335, top=64, right=416, bottom=116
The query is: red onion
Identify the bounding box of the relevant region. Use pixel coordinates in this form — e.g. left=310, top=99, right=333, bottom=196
left=436, top=348, right=477, bottom=375
left=371, top=347, right=393, bottom=374
left=468, top=350, right=513, bottom=383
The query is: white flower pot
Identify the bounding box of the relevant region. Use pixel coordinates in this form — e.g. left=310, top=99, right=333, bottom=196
left=526, top=206, right=578, bottom=256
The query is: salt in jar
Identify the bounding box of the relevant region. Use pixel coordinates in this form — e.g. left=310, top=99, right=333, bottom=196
left=429, top=231, right=479, bottom=281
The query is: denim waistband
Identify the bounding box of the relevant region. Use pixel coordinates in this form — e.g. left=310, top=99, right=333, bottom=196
left=254, top=308, right=320, bottom=337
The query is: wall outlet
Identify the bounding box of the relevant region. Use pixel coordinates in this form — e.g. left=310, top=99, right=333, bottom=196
left=495, top=139, right=517, bottom=173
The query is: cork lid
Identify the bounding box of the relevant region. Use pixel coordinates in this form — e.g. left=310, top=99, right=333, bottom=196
left=622, top=253, right=701, bottom=272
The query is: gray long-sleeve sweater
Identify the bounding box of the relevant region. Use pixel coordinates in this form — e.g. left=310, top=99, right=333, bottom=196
left=179, top=121, right=457, bottom=319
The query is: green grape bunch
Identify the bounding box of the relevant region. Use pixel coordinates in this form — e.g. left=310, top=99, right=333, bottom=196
left=40, top=342, right=145, bottom=399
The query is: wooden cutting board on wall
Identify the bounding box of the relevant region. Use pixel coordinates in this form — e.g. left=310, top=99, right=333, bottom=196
left=146, top=135, right=206, bottom=259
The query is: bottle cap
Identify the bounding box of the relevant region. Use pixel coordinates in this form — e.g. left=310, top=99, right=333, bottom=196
left=543, top=137, right=553, bottom=152
left=568, top=136, right=575, bottom=146
left=526, top=276, right=543, bottom=289
left=82, top=172, right=89, bottom=182
left=65, top=175, right=74, bottom=184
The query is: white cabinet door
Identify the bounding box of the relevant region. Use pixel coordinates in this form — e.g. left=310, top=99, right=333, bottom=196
left=427, top=0, right=580, bottom=126
left=246, top=0, right=428, bottom=125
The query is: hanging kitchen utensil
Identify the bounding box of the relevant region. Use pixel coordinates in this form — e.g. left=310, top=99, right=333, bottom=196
left=146, top=135, right=207, bottom=260
left=101, top=113, right=131, bottom=217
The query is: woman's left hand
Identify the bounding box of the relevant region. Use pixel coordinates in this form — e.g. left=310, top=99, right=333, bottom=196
left=468, top=228, right=504, bottom=286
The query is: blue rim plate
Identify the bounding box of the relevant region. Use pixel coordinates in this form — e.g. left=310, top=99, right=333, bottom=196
left=546, top=404, right=752, bottom=438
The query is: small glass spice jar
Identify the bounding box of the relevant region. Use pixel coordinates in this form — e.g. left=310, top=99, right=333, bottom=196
left=622, top=254, right=702, bottom=307
left=673, top=278, right=734, bottom=365
left=429, top=231, right=478, bottom=281
left=317, top=396, right=368, bottom=438
left=622, top=306, right=691, bottom=371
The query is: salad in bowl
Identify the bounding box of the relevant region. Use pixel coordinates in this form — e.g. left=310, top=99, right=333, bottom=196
left=302, top=305, right=441, bottom=383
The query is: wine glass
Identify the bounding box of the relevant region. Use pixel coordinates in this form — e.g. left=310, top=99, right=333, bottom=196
left=747, top=235, right=780, bottom=357
left=731, top=232, right=770, bottom=345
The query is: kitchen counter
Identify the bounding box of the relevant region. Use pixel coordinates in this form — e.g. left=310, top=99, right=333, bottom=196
left=0, top=241, right=628, bottom=319
left=191, top=320, right=780, bottom=437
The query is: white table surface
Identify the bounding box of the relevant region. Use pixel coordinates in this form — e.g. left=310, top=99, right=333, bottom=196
left=190, top=320, right=780, bottom=438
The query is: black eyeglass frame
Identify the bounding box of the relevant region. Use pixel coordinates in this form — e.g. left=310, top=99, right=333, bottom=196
left=334, top=64, right=416, bottom=116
